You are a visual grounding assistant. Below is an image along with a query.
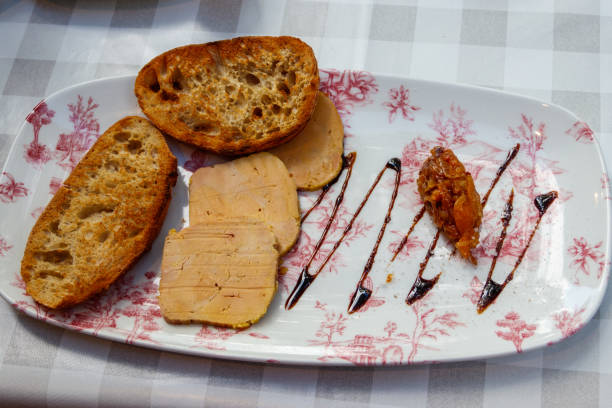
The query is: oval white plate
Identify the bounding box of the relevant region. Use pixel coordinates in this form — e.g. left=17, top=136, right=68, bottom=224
left=0, top=72, right=609, bottom=365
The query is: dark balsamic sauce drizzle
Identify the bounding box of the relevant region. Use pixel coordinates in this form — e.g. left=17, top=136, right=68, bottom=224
left=285, top=152, right=357, bottom=310
left=476, top=190, right=515, bottom=313
left=301, top=153, right=355, bottom=223
left=286, top=156, right=397, bottom=310
left=300, top=184, right=331, bottom=224
left=477, top=190, right=558, bottom=313
left=391, top=206, right=426, bottom=262
left=534, top=191, right=558, bottom=215
left=309, top=158, right=399, bottom=284
left=407, top=274, right=441, bottom=305
left=480, top=143, right=521, bottom=208
left=403, top=144, right=522, bottom=304
left=348, top=158, right=402, bottom=313
left=405, top=230, right=441, bottom=304
left=286, top=155, right=401, bottom=310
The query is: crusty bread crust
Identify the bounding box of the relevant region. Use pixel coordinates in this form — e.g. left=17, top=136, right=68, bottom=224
left=134, top=36, right=319, bottom=155
left=21, top=116, right=178, bottom=309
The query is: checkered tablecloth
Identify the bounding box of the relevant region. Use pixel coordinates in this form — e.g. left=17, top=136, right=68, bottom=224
left=1, top=0, right=611, bottom=407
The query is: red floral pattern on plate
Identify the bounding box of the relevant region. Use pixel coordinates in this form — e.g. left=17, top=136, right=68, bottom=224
left=193, top=326, right=239, bottom=351
left=193, top=326, right=270, bottom=350
left=248, top=332, right=270, bottom=339
left=601, top=173, right=611, bottom=201
left=383, top=85, right=420, bottom=123
left=566, top=121, right=594, bottom=143
left=462, top=276, right=484, bottom=305
left=319, top=69, right=378, bottom=141
left=320, top=69, right=378, bottom=118
left=552, top=306, right=586, bottom=339
left=49, top=177, right=63, bottom=194
left=55, top=96, right=99, bottom=170
left=509, top=114, right=545, bottom=161
left=30, top=207, right=44, bottom=219
left=398, top=140, right=431, bottom=189
left=11, top=274, right=67, bottom=322
left=24, top=101, right=55, bottom=166
left=495, top=311, right=537, bottom=353
left=0, top=237, right=12, bottom=256
left=68, top=271, right=162, bottom=344
left=505, top=114, right=559, bottom=201
left=307, top=293, right=463, bottom=365
left=567, top=237, right=605, bottom=283
left=11, top=271, right=163, bottom=344
left=314, top=300, right=327, bottom=310
left=0, top=172, right=28, bottom=203
left=405, top=293, right=465, bottom=362
left=429, top=103, right=476, bottom=147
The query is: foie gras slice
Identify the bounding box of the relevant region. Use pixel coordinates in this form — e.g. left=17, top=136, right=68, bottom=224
left=159, top=221, right=279, bottom=328
left=189, top=152, right=300, bottom=255
left=269, top=92, right=345, bottom=191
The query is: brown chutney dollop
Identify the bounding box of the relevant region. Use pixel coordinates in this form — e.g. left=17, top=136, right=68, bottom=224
left=417, top=146, right=483, bottom=264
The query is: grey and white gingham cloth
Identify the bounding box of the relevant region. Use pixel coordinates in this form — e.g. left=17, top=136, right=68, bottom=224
left=0, top=1, right=610, bottom=407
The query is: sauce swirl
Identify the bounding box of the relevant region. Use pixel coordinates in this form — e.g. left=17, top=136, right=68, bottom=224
left=286, top=155, right=400, bottom=310
left=285, top=152, right=356, bottom=309
left=348, top=158, right=402, bottom=313
left=477, top=191, right=558, bottom=313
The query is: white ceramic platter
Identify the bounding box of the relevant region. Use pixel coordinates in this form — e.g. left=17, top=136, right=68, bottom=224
left=0, top=72, right=609, bottom=365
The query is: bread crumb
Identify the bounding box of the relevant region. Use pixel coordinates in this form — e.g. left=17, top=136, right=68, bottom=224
left=386, top=273, right=393, bottom=283
left=279, top=266, right=288, bottom=276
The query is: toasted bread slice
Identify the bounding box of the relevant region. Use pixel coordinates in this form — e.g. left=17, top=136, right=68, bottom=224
left=135, top=36, right=319, bottom=155
left=159, top=221, right=278, bottom=328
left=189, top=152, right=300, bottom=255
left=269, top=92, right=344, bottom=190
left=21, top=116, right=178, bottom=309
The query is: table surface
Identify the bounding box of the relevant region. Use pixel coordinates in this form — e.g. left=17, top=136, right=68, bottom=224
left=1, top=0, right=611, bottom=407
